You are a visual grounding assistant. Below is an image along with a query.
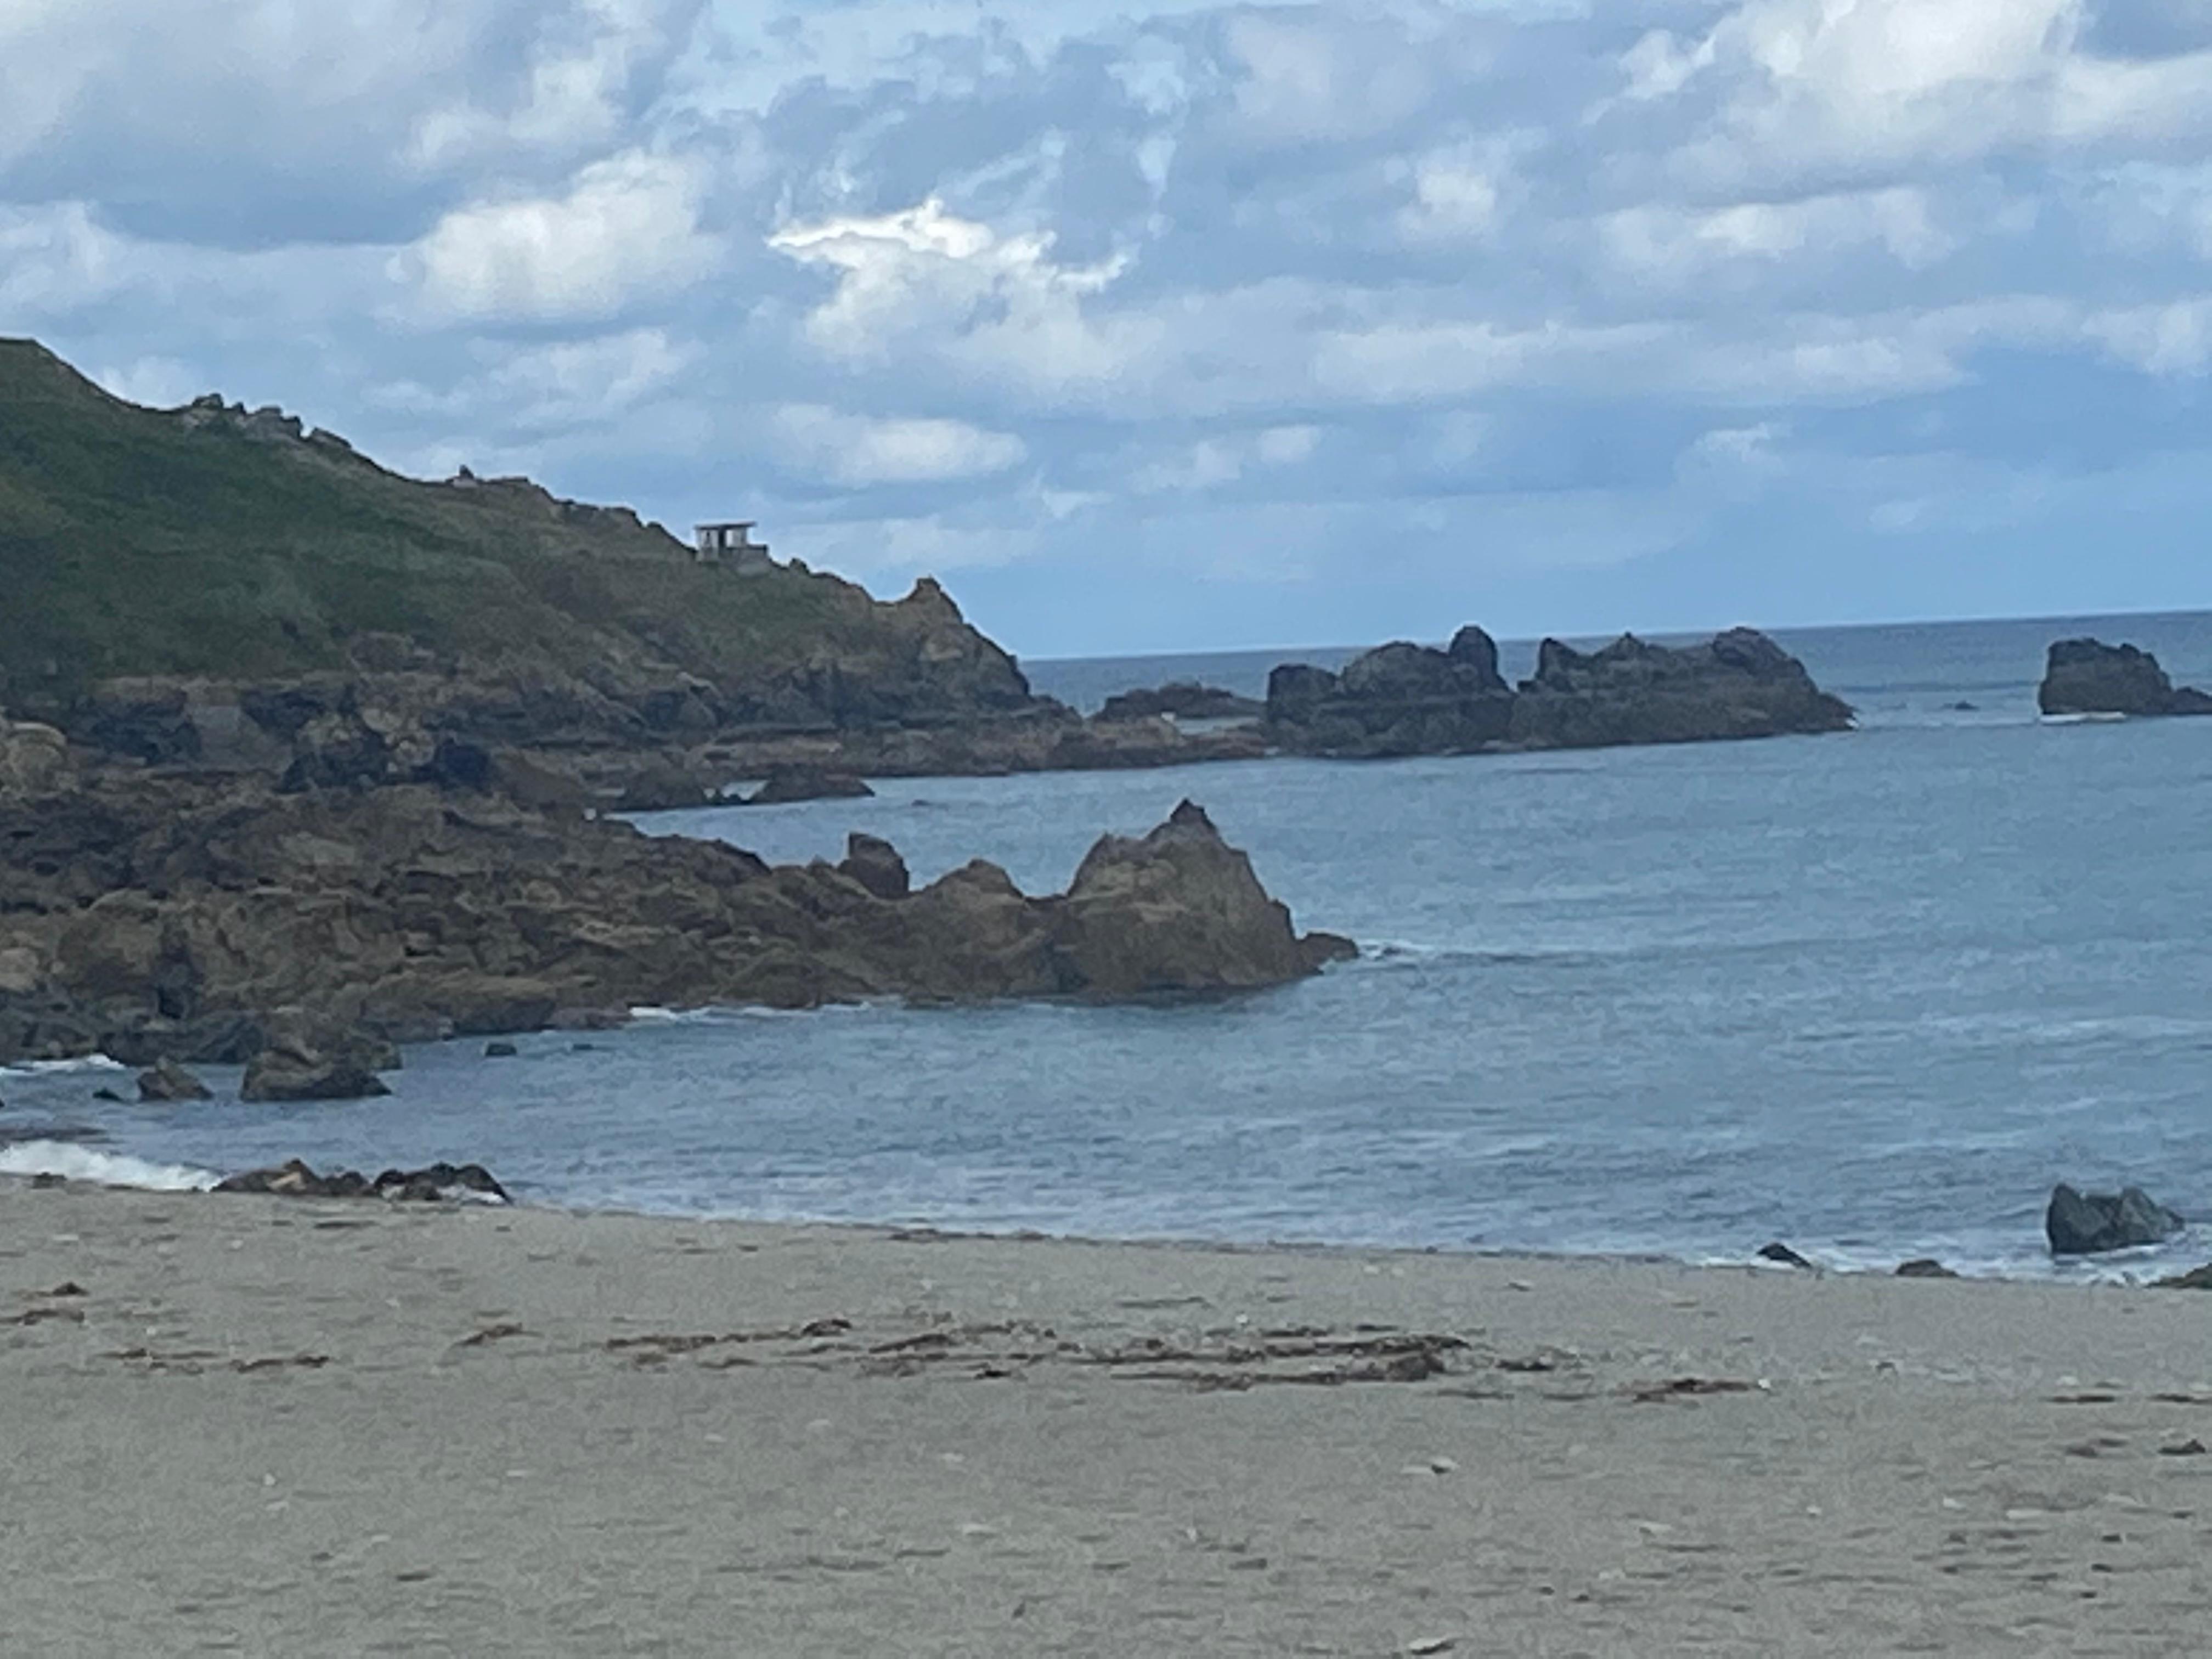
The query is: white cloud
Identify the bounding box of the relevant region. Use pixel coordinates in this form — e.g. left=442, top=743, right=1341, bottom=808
left=397, top=152, right=721, bottom=321
left=770, top=404, right=1028, bottom=485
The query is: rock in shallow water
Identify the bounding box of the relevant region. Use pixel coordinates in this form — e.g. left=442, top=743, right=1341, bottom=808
left=2046, top=1183, right=2185, bottom=1256
left=213, top=1159, right=508, bottom=1203
left=136, top=1057, right=212, bottom=1102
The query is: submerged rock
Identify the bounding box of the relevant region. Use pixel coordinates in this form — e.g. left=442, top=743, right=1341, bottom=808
left=1267, top=625, right=1852, bottom=758
left=136, top=1057, right=212, bottom=1102
left=2046, top=1183, right=2185, bottom=1256
left=2039, top=639, right=2212, bottom=719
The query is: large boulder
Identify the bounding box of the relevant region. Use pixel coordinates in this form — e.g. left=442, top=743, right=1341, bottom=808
left=1051, top=800, right=1324, bottom=996
left=2039, top=640, right=2212, bottom=718
left=137, top=1057, right=212, bottom=1102
left=2046, top=1183, right=2185, bottom=1256
left=239, top=1013, right=397, bottom=1103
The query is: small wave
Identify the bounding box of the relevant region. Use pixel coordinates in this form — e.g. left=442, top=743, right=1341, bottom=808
left=1, top=1054, right=127, bottom=1077
left=2040, top=711, right=2129, bottom=725
left=0, top=1141, right=218, bottom=1193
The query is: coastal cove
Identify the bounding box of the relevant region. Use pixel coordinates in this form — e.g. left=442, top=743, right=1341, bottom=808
left=13, top=610, right=2212, bottom=1283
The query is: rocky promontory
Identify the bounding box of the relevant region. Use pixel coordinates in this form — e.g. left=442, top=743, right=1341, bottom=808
left=2038, top=640, right=2212, bottom=719
left=1266, top=625, right=1852, bottom=758
left=0, top=735, right=1347, bottom=1070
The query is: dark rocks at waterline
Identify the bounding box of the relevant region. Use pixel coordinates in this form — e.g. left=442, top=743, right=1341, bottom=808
left=2158, top=1263, right=2212, bottom=1290
left=239, top=1015, right=399, bottom=1103
left=1895, top=1259, right=1960, bottom=1279
left=137, top=1058, right=211, bottom=1102
left=744, top=765, right=874, bottom=805
left=483, top=1041, right=518, bottom=1058
left=1757, top=1241, right=1815, bottom=1269
left=213, top=1159, right=509, bottom=1204
left=1266, top=626, right=1853, bottom=758
left=2039, top=639, right=2212, bottom=719
left=2045, top=1183, right=2185, bottom=1256
left=1097, top=682, right=1266, bottom=723
left=839, top=832, right=910, bottom=900
left=0, top=777, right=1346, bottom=1064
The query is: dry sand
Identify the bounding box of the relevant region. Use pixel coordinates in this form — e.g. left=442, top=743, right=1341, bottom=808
left=2, top=1181, right=2209, bottom=1657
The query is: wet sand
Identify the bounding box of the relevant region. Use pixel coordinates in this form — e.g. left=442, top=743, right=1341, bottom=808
left=3, top=1180, right=2209, bottom=1656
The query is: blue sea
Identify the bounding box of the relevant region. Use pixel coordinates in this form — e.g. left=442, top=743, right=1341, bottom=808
left=7, top=610, right=2212, bottom=1280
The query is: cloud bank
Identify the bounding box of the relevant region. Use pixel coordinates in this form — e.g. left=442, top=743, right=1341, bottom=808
left=5, top=0, right=2211, bottom=652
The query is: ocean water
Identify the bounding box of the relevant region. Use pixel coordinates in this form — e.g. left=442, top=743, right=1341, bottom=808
left=7, top=610, right=2212, bottom=1280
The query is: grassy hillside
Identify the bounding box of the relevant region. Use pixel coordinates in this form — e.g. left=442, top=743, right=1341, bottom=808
left=0, top=340, right=1016, bottom=711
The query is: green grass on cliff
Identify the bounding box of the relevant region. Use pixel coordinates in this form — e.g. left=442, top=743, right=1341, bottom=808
left=0, top=340, right=933, bottom=699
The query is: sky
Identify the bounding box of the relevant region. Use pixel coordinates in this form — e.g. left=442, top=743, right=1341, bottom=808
left=4, top=0, right=2212, bottom=658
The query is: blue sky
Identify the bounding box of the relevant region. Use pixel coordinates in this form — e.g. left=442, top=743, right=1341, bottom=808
left=4, top=0, right=2211, bottom=656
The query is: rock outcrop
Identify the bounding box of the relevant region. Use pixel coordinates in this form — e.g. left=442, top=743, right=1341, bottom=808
left=1052, top=801, right=1325, bottom=997
left=2038, top=640, right=2212, bottom=719
left=2046, top=1183, right=2185, bottom=1256
left=1097, top=683, right=1266, bottom=723
left=238, top=1014, right=398, bottom=1103
left=137, top=1058, right=212, bottom=1102
left=0, top=777, right=1344, bottom=1064
left=1266, top=626, right=1853, bottom=758
left=745, top=765, right=873, bottom=805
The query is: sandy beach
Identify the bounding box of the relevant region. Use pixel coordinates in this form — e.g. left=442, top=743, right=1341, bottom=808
left=3, top=1182, right=2209, bottom=1657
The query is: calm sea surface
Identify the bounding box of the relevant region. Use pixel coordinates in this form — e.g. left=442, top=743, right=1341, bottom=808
left=8, top=610, right=2212, bottom=1279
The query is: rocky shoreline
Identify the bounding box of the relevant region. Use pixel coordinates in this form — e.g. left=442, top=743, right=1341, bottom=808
left=0, top=730, right=1350, bottom=1074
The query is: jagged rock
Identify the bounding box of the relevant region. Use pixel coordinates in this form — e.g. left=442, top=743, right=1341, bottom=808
left=2046, top=1183, right=2185, bottom=1256
left=239, top=1013, right=397, bottom=1103
left=610, top=755, right=716, bottom=812
left=746, top=765, right=873, bottom=805
left=2158, top=1263, right=2212, bottom=1290
left=71, top=688, right=201, bottom=766
left=839, top=832, right=910, bottom=900
left=1098, top=682, right=1266, bottom=722
left=214, top=1158, right=507, bottom=1203
left=483, top=1041, right=518, bottom=1058
left=1051, top=800, right=1328, bottom=996
left=1267, top=625, right=1852, bottom=758
left=1299, top=932, right=1359, bottom=970
left=2039, top=640, right=2212, bottom=718
left=1757, top=1242, right=1814, bottom=1268
left=137, top=1058, right=212, bottom=1102
left=0, top=776, right=1341, bottom=1060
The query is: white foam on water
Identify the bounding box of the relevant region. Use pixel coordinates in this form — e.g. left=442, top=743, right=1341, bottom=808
left=0, top=1140, right=219, bottom=1193
left=1, top=1054, right=127, bottom=1076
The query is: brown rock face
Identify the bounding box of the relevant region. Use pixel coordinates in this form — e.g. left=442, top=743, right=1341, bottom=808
left=1052, top=800, right=1317, bottom=997
left=137, top=1057, right=212, bottom=1102
left=0, top=776, right=1347, bottom=1063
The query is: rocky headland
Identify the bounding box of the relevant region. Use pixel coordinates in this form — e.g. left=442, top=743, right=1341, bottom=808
left=0, top=725, right=1350, bottom=1075
left=1265, top=625, right=1853, bottom=758
left=2038, top=639, right=2212, bottom=719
